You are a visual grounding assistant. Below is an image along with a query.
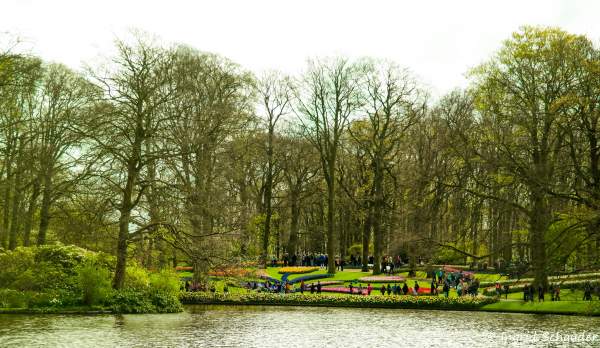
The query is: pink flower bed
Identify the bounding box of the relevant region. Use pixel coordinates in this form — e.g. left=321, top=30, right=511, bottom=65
left=321, top=287, right=432, bottom=295
left=358, top=276, right=405, bottom=283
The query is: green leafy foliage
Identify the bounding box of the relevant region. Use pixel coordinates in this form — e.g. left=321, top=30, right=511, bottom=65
left=77, top=260, right=112, bottom=305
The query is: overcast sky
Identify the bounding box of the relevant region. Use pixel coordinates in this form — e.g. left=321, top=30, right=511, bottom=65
left=3, top=0, right=600, bottom=96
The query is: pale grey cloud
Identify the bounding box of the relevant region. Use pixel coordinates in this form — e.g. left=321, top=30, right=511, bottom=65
left=3, top=0, right=600, bottom=96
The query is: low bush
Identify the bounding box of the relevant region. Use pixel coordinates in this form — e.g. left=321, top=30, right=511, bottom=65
left=107, top=289, right=182, bottom=314
left=77, top=261, right=112, bottom=305
left=124, top=263, right=150, bottom=291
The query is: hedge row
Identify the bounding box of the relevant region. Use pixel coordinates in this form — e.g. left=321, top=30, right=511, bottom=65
left=180, top=292, right=497, bottom=310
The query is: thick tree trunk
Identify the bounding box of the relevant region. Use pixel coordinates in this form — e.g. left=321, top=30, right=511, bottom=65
left=362, top=207, right=372, bottom=272
left=530, top=187, right=549, bottom=289
left=261, top=129, right=275, bottom=268
left=286, top=189, right=300, bottom=256
left=8, top=168, right=23, bottom=250
left=372, top=162, right=384, bottom=275
left=23, top=178, right=40, bottom=247
left=113, top=145, right=140, bottom=289
left=1, top=163, right=13, bottom=249
left=36, top=169, right=53, bottom=245
left=326, top=176, right=336, bottom=274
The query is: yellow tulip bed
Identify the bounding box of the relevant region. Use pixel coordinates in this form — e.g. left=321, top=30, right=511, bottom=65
left=278, top=267, right=319, bottom=274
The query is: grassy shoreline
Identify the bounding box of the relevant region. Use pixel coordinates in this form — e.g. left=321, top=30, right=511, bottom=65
left=181, top=292, right=600, bottom=317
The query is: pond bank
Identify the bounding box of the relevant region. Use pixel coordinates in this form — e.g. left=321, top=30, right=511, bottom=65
left=181, top=292, right=600, bottom=317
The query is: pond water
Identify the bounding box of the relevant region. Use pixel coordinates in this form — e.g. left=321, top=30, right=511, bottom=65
left=1, top=305, right=600, bottom=347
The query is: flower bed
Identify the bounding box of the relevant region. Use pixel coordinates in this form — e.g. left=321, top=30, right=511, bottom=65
left=479, top=273, right=600, bottom=289
left=319, top=287, right=432, bottom=295
left=180, top=292, right=497, bottom=310
left=278, top=267, right=319, bottom=274
left=358, top=276, right=405, bottom=283
left=482, top=280, right=600, bottom=296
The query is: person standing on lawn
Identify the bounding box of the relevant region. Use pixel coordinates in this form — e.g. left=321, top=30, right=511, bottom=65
left=387, top=284, right=391, bottom=295
left=402, top=282, right=409, bottom=295
left=503, top=284, right=509, bottom=299
left=523, top=285, right=529, bottom=302
left=443, top=282, right=449, bottom=297
left=300, top=280, right=305, bottom=294
left=317, top=281, right=322, bottom=294
left=380, top=284, right=386, bottom=295
left=349, top=283, right=354, bottom=294
left=367, top=283, right=372, bottom=295
left=528, top=284, right=535, bottom=302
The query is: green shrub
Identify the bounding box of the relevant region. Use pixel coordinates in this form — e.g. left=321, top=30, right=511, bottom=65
left=77, top=261, right=112, bottom=305
left=0, top=247, right=36, bottom=288
left=107, top=289, right=182, bottom=314
left=148, top=290, right=183, bottom=313
left=149, top=269, right=180, bottom=295
left=124, top=264, right=150, bottom=291
left=108, top=289, right=154, bottom=313
left=0, top=289, right=28, bottom=308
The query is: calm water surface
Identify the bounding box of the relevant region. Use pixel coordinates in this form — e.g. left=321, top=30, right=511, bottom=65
left=1, top=305, right=600, bottom=347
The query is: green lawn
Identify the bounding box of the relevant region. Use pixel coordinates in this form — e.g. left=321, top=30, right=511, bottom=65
left=482, top=300, right=600, bottom=315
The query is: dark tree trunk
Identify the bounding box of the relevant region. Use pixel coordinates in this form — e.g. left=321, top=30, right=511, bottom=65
left=23, top=178, right=40, bottom=247
left=36, top=168, right=53, bottom=245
